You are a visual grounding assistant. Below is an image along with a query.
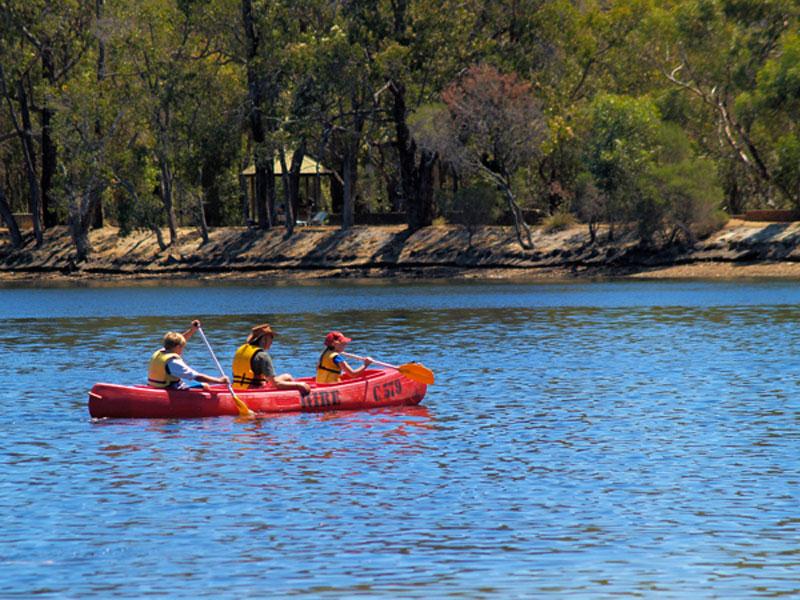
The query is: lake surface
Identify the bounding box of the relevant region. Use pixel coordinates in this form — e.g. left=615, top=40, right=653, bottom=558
left=1, top=279, right=799, bottom=598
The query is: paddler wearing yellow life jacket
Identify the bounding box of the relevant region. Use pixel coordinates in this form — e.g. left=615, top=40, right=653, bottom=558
left=148, top=320, right=229, bottom=390
left=316, top=331, right=373, bottom=384
left=232, top=323, right=311, bottom=395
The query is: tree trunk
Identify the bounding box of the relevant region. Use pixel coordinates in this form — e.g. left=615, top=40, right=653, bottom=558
left=389, top=81, right=434, bottom=232
left=68, top=184, right=105, bottom=262
left=502, top=185, right=534, bottom=249
left=69, top=216, right=91, bottom=263
left=151, top=225, right=167, bottom=251
left=267, top=154, right=277, bottom=227
left=38, top=40, right=58, bottom=228
left=69, top=211, right=91, bottom=262
left=239, top=138, right=252, bottom=224
left=341, top=143, right=357, bottom=229
left=242, top=0, right=271, bottom=230
left=287, top=142, right=305, bottom=231
left=40, top=104, right=57, bottom=228
left=0, top=188, right=23, bottom=247
left=254, top=161, right=269, bottom=227
left=200, top=161, right=223, bottom=226
left=196, top=190, right=209, bottom=244
left=91, top=5, right=105, bottom=230
left=17, top=78, right=43, bottom=247
left=158, top=158, right=178, bottom=246
left=410, top=149, right=436, bottom=230
left=278, top=147, right=294, bottom=235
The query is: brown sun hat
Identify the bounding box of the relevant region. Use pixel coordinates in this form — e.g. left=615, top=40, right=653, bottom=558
left=247, top=323, right=277, bottom=344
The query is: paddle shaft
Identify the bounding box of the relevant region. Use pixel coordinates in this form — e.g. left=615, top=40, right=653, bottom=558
left=196, top=327, right=252, bottom=415
left=341, top=351, right=396, bottom=369
left=341, top=351, right=434, bottom=385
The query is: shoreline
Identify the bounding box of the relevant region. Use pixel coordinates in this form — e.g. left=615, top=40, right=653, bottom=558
left=4, top=222, right=800, bottom=283
left=3, top=261, right=800, bottom=285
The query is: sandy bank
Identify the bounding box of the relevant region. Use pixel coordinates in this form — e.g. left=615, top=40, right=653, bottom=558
left=3, top=220, right=800, bottom=282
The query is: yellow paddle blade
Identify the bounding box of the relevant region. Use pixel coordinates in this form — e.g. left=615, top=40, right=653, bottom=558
left=398, top=363, right=435, bottom=385
left=231, top=392, right=254, bottom=417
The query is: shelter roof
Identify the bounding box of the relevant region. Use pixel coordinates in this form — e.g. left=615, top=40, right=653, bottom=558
left=242, top=156, right=332, bottom=176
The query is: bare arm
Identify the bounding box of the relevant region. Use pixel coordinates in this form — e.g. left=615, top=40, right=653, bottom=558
left=340, top=356, right=373, bottom=377
left=269, top=374, right=310, bottom=394
left=182, top=319, right=201, bottom=342
left=195, top=372, right=229, bottom=385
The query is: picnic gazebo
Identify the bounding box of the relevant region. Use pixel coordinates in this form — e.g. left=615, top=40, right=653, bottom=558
left=241, top=156, right=333, bottom=225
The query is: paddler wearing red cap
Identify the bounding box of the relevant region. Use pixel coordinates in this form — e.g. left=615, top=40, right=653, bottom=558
left=231, top=323, right=311, bottom=395
left=315, top=331, right=373, bottom=384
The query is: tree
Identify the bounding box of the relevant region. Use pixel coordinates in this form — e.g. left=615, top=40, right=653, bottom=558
left=240, top=0, right=294, bottom=230
left=0, top=0, right=99, bottom=234
left=431, top=64, right=549, bottom=249
left=583, top=93, right=660, bottom=240
left=572, top=172, right=606, bottom=245
left=756, top=32, right=800, bottom=206
left=450, top=184, right=503, bottom=249
left=350, top=0, right=484, bottom=232
left=661, top=0, right=800, bottom=207
left=52, top=66, right=123, bottom=261
left=581, top=96, right=725, bottom=245
left=106, top=0, right=241, bottom=246
left=0, top=63, right=44, bottom=247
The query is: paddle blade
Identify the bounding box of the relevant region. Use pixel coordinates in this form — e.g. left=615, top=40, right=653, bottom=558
left=231, top=392, right=254, bottom=417
left=398, top=363, right=435, bottom=385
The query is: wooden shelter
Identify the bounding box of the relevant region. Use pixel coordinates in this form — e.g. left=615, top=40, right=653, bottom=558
left=241, top=156, right=333, bottom=224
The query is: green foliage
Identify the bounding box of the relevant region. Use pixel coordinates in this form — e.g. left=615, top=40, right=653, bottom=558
left=584, top=93, right=661, bottom=230
left=111, top=155, right=162, bottom=237
left=647, top=155, right=725, bottom=241
left=582, top=94, right=725, bottom=244
left=443, top=183, right=504, bottom=246
left=756, top=32, right=800, bottom=118
left=2, top=0, right=797, bottom=256
left=451, top=184, right=504, bottom=228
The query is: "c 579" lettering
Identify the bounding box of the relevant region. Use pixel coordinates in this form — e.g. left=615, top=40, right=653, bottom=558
left=373, top=379, right=403, bottom=402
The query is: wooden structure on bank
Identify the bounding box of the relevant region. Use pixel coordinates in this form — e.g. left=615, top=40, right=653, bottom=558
left=241, top=156, right=333, bottom=224
left=735, top=210, right=800, bottom=222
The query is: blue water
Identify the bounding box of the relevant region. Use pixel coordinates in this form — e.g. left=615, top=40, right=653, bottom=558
left=1, top=279, right=799, bottom=597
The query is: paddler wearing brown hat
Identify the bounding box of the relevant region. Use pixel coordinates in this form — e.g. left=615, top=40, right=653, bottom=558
left=231, top=323, right=311, bottom=395
left=315, top=331, right=373, bottom=384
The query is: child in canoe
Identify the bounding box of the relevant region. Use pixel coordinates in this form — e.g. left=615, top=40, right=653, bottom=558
left=316, top=331, right=373, bottom=383
left=148, top=320, right=229, bottom=390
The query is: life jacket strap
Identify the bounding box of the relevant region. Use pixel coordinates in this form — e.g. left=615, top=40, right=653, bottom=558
left=318, top=350, right=340, bottom=373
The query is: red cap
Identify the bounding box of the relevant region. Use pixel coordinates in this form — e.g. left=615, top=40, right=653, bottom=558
left=325, top=331, right=351, bottom=346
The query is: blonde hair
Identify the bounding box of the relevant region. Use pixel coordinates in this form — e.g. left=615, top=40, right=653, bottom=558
left=163, top=331, right=186, bottom=350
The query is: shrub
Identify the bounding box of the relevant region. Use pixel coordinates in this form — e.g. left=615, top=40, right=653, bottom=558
left=541, top=212, right=576, bottom=233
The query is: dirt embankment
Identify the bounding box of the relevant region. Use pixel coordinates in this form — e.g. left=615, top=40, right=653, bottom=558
left=3, top=220, right=800, bottom=281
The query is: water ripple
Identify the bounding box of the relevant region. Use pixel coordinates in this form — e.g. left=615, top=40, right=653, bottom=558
left=0, top=281, right=799, bottom=597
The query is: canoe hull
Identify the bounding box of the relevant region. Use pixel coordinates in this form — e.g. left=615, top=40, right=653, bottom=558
left=88, top=369, right=426, bottom=418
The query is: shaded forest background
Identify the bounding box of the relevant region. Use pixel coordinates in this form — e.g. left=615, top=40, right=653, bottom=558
left=1, top=0, right=799, bottom=261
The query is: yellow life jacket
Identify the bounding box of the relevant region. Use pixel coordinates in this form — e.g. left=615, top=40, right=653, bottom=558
left=148, top=349, right=181, bottom=388
left=316, top=349, right=341, bottom=384
left=232, top=343, right=267, bottom=390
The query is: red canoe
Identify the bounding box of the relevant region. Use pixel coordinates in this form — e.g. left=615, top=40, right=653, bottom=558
left=88, top=368, right=427, bottom=418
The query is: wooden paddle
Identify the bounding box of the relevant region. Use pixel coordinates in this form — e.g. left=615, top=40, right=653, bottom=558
left=342, top=351, right=435, bottom=385
left=196, top=326, right=255, bottom=417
